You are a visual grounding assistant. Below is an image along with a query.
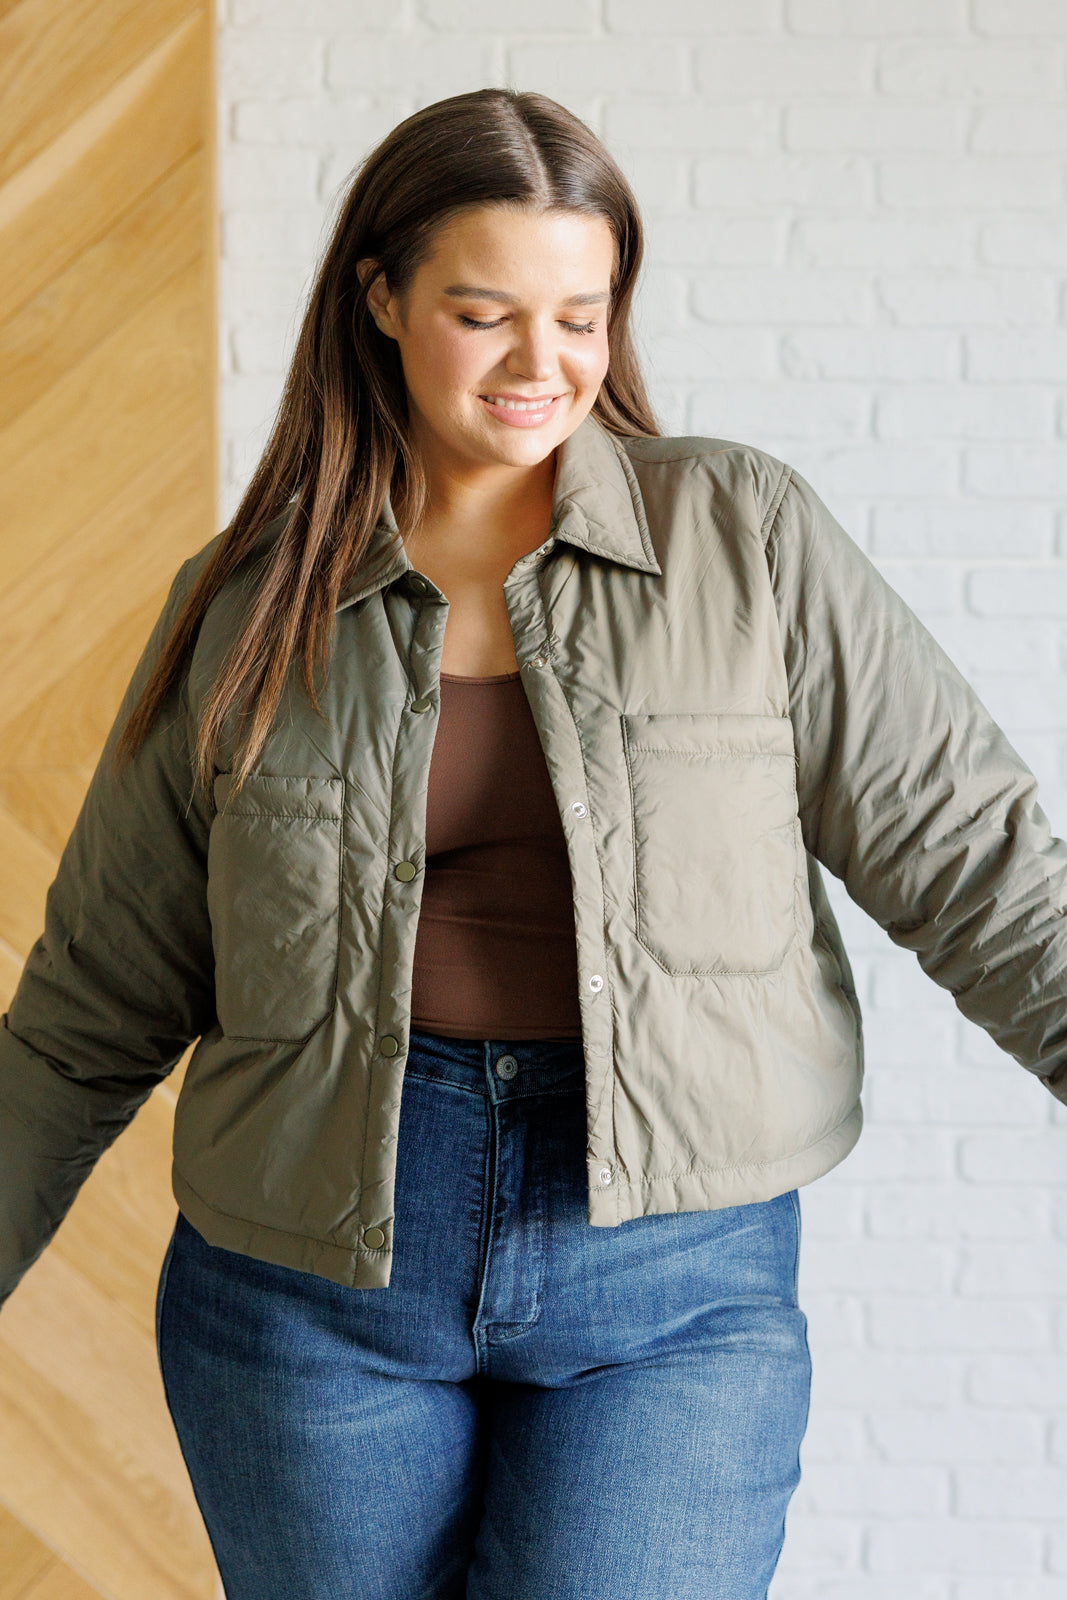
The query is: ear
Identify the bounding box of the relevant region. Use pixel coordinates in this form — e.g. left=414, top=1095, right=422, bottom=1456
left=358, top=258, right=399, bottom=340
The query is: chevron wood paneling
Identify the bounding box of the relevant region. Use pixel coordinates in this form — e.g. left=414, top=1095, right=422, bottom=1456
left=0, top=1, right=219, bottom=1596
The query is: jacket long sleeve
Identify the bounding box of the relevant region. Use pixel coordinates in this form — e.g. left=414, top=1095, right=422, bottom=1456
left=0, top=560, right=215, bottom=1306
left=764, top=463, right=1067, bottom=1103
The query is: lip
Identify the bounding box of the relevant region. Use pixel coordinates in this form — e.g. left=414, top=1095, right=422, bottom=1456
left=477, top=392, right=565, bottom=428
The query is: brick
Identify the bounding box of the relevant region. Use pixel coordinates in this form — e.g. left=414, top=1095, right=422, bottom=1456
left=603, top=98, right=778, bottom=152
left=797, top=1407, right=866, bottom=1463
left=868, top=1295, right=1050, bottom=1351
left=327, top=35, right=498, bottom=94
left=951, top=1584, right=1067, bottom=1600
left=618, top=153, right=689, bottom=214
left=793, top=1460, right=949, bottom=1516
left=967, top=330, right=1067, bottom=382
left=870, top=1404, right=1043, bottom=1462
left=853, top=1010, right=958, bottom=1065
left=234, top=95, right=407, bottom=148
left=221, top=207, right=328, bottom=262
left=782, top=328, right=959, bottom=381
left=645, top=212, right=785, bottom=265
left=815, top=1347, right=956, bottom=1406
left=786, top=101, right=963, bottom=152
left=232, top=0, right=413, bottom=23
left=956, top=1465, right=1066, bottom=1518
left=507, top=40, right=686, bottom=96
left=231, top=315, right=299, bottom=376
left=693, top=270, right=874, bottom=323
left=770, top=1514, right=860, bottom=1572
left=872, top=501, right=1051, bottom=561
left=423, top=0, right=596, bottom=24
left=690, top=383, right=869, bottom=444
left=973, top=0, right=1067, bottom=32
left=606, top=0, right=780, bottom=32
left=880, top=271, right=1056, bottom=327
left=649, top=326, right=776, bottom=380
left=798, top=215, right=976, bottom=269
left=695, top=154, right=871, bottom=210
left=866, top=1060, right=1055, bottom=1125
left=958, top=1242, right=1067, bottom=1299
left=964, top=444, right=1067, bottom=501
left=801, top=1236, right=952, bottom=1293
left=879, top=156, right=1060, bottom=211
left=788, top=0, right=965, bottom=29
left=967, top=1351, right=1067, bottom=1407
left=793, top=1181, right=865, bottom=1238
left=959, top=670, right=1067, bottom=734
left=769, top=1581, right=948, bottom=1600
left=219, top=145, right=320, bottom=206
left=220, top=261, right=315, bottom=320
left=959, top=1131, right=1067, bottom=1183
left=980, top=218, right=1067, bottom=268
left=878, top=41, right=1060, bottom=98
left=220, top=29, right=321, bottom=94
left=866, top=1182, right=1053, bottom=1241
left=866, top=1517, right=1041, bottom=1575
left=696, top=38, right=874, bottom=97
left=968, top=567, right=1067, bottom=618
left=797, top=1290, right=864, bottom=1349
left=876, top=384, right=1053, bottom=442
left=972, top=104, right=1067, bottom=154
left=802, top=444, right=957, bottom=499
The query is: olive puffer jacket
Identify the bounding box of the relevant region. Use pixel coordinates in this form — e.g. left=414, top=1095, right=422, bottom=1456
left=2, top=413, right=1066, bottom=1300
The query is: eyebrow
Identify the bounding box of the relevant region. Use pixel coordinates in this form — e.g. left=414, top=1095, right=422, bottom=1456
left=443, top=285, right=610, bottom=307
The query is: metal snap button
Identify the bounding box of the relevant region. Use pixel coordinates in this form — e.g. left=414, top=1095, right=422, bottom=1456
left=495, top=1054, right=518, bottom=1080
left=599, top=1165, right=613, bottom=1186
left=394, top=860, right=417, bottom=881
left=410, top=695, right=433, bottom=713
left=570, top=801, right=587, bottom=817
left=588, top=974, right=604, bottom=993
left=408, top=574, right=430, bottom=594
left=379, top=1034, right=400, bottom=1056
left=364, top=1226, right=386, bottom=1249
left=529, top=654, right=548, bottom=668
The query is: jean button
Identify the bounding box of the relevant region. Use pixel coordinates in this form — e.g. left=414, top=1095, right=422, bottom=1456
left=495, top=1054, right=518, bottom=1080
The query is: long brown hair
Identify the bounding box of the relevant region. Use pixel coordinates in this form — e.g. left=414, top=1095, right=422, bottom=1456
left=116, top=87, right=662, bottom=793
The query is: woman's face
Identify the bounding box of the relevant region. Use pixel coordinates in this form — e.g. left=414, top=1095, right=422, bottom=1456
left=362, top=205, right=616, bottom=486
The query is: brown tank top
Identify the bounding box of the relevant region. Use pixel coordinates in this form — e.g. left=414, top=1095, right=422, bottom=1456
left=408, top=670, right=584, bottom=1040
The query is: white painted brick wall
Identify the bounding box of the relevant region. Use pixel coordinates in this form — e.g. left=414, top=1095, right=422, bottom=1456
left=217, top=3, right=1067, bottom=1591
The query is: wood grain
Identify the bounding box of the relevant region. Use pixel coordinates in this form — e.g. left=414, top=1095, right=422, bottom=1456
left=0, top=0, right=219, bottom=1593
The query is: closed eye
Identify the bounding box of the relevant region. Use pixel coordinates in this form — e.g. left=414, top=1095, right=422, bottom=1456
left=458, top=315, right=598, bottom=335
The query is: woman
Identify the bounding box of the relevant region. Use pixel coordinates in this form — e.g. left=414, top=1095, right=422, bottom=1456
left=1, top=88, right=1065, bottom=1599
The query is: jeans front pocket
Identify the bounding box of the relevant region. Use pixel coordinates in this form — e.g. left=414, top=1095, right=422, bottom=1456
left=207, top=772, right=344, bottom=1041
left=622, top=711, right=799, bottom=977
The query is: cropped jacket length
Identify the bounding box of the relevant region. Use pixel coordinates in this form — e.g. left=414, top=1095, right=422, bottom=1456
left=2, top=412, right=1067, bottom=1299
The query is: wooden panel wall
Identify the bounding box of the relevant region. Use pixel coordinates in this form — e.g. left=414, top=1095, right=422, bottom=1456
left=0, top=1, right=220, bottom=1596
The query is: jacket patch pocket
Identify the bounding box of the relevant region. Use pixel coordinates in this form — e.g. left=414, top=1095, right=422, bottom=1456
left=621, top=712, right=799, bottom=977
left=208, top=773, right=344, bottom=1041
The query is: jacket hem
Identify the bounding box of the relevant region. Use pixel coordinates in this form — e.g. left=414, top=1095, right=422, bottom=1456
left=171, top=1168, right=393, bottom=1289
left=588, top=1100, right=864, bottom=1226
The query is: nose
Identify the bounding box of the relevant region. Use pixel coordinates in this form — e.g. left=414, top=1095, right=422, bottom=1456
left=504, top=319, right=557, bottom=384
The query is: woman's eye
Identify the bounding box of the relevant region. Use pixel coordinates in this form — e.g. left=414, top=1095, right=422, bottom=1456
left=457, top=315, right=598, bottom=336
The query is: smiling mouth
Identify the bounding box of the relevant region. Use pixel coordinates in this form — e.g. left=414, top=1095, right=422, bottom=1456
left=478, top=394, right=563, bottom=411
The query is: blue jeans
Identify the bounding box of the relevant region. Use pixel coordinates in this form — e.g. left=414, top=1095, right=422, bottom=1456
left=156, top=1029, right=811, bottom=1599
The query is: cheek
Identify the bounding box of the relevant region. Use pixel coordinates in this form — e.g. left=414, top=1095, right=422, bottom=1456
left=571, top=335, right=611, bottom=392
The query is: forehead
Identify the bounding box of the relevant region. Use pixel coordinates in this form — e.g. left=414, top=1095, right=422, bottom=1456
left=418, top=205, right=616, bottom=287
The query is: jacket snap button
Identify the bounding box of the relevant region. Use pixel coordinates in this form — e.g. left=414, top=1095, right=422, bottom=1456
left=394, top=860, right=417, bottom=881
left=570, top=801, right=587, bottom=817
left=408, top=574, right=430, bottom=594
left=495, top=1053, right=518, bottom=1080
left=379, top=1034, right=400, bottom=1056
left=410, top=695, right=432, bottom=713
left=529, top=653, right=548, bottom=668
left=588, top=974, right=604, bottom=992
left=364, top=1226, right=386, bottom=1249
left=599, top=1165, right=613, bottom=1186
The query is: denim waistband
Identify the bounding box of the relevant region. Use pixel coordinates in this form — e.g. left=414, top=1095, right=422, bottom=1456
left=406, top=1027, right=586, bottom=1103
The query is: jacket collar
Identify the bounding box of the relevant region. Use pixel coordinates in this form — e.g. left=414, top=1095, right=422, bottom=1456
left=336, top=411, right=661, bottom=611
